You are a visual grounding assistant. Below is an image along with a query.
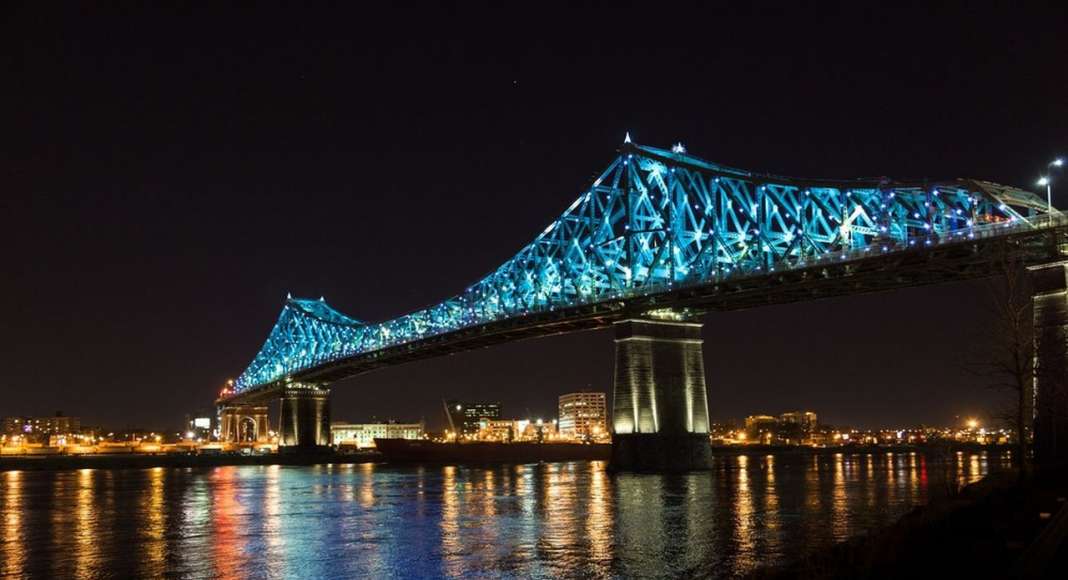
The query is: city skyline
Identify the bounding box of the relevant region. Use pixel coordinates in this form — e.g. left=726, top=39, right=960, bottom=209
left=4, top=3, right=1066, bottom=430
left=0, top=390, right=1011, bottom=435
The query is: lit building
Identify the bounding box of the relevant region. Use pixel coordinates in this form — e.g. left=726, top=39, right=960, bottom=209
left=779, top=411, right=819, bottom=445
left=441, top=417, right=562, bottom=443
left=744, top=415, right=778, bottom=444
left=483, top=419, right=517, bottom=442
left=331, top=421, right=424, bottom=448
left=780, top=411, right=818, bottom=431
left=185, top=413, right=216, bottom=441
left=515, top=418, right=557, bottom=442
left=444, top=400, right=501, bottom=436
left=558, top=392, right=607, bottom=440
left=2, top=413, right=81, bottom=444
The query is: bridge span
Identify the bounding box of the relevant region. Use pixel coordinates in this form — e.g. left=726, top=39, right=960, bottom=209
left=219, top=140, right=1068, bottom=469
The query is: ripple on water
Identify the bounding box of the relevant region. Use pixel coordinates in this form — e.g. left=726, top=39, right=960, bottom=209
left=0, top=450, right=1003, bottom=579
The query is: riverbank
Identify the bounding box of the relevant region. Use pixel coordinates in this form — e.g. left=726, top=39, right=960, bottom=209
left=709, top=442, right=1005, bottom=455
left=749, top=464, right=1068, bottom=579
left=0, top=451, right=380, bottom=471
left=0, top=442, right=1006, bottom=471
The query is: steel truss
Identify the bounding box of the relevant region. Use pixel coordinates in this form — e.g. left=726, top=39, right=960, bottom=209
left=231, top=141, right=1053, bottom=396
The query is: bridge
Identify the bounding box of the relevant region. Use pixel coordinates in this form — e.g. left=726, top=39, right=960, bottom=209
left=219, top=138, right=1068, bottom=469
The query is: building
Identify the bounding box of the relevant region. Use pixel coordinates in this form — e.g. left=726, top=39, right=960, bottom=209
left=444, top=400, right=501, bottom=436
left=740, top=412, right=821, bottom=445
left=558, top=392, right=607, bottom=440
left=2, top=413, right=81, bottom=444
left=780, top=411, right=818, bottom=431
left=473, top=418, right=561, bottom=442
left=331, top=421, right=424, bottom=448
left=217, top=406, right=269, bottom=443
left=779, top=411, right=819, bottom=445
left=744, top=415, right=778, bottom=444
left=483, top=419, right=517, bottom=442
left=185, top=412, right=216, bottom=441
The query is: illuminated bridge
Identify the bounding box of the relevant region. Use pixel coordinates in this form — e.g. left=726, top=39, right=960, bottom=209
left=220, top=138, right=1068, bottom=469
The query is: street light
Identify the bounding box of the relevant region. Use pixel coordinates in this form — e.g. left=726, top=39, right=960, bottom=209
left=1038, top=176, right=1052, bottom=214
left=1042, top=158, right=1065, bottom=215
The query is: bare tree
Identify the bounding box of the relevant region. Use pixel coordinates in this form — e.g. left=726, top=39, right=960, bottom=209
left=966, top=251, right=1032, bottom=475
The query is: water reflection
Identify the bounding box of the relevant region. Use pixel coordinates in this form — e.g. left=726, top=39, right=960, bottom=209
left=211, top=467, right=247, bottom=580
left=262, top=465, right=284, bottom=578
left=733, top=454, right=756, bottom=569
left=1, top=471, right=24, bottom=577
left=74, top=469, right=99, bottom=579
left=140, top=468, right=166, bottom=576
left=0, top=449, right=1008, bottom=579
left=587, top=461, right=612, bottom=567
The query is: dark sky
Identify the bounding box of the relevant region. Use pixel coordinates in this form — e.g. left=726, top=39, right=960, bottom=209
left=3, top=2, right=1066, bottom=431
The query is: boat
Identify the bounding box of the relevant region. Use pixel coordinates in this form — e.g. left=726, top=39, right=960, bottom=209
left=374, top=438, right=611, bottom=464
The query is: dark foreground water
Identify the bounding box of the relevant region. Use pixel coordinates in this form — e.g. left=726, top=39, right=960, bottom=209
left=0, top=450, right=1008, bottom=579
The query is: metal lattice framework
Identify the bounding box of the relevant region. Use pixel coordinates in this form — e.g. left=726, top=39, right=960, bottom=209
left=233, top=140, right=1050, bottom=394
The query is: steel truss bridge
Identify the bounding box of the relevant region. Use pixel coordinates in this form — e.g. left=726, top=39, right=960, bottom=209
left=223, top=139, right=1066, bottom=405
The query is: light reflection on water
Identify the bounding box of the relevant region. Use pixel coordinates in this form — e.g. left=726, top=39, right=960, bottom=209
left=0, top=451, right=1004, bottom=579
left=2, top=471, right=24, bottom=577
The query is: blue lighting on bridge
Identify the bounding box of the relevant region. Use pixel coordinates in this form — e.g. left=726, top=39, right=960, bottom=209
left=233, top=141, right=1050, bottom=393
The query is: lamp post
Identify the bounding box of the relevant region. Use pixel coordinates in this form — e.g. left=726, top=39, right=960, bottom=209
left=1041, top=158, right=1064, bottom=215
left=1038, top=176, right=1052, bottom=214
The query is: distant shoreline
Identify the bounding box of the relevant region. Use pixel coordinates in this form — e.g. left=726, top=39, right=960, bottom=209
left=707, top=442, right=1009, bottom=454
left=0, top=442, right=1010, bottom=472
left=0, top=452, right=376, bottom=472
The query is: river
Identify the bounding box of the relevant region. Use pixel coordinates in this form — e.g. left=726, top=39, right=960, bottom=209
left=0, top=450, right=1007, bottom=579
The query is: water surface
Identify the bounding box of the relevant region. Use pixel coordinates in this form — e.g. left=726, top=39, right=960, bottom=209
left=0, top=450, right=1007, bottom=578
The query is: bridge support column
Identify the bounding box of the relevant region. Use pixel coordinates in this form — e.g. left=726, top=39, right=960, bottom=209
left=218, top=404, right=269, bottom=443
left=610, top=312, right=712, bottom=471
left=279, top=384, right=331, bottom=450
left=1031, top=263, right=1068, bottom=464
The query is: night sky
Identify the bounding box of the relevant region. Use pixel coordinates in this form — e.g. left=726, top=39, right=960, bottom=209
left=4, top=2, right=1067, bottom=431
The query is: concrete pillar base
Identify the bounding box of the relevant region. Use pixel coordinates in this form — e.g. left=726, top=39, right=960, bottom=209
left=610, top=313, right=712, bottom=472
left=218, top=404, right=270, bottom=443
left=1031, top=262, right=1068, bottom=464
left=610, top=433, right=712, bottom=472
left=279, top=385, right=331, bottom=449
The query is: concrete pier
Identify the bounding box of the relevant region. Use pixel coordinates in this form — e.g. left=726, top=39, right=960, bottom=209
left=610, top=313, right=712, bottom=471
left=279, top=385, right=332, bottom=449
left=1031, top=262, right=1068, bottom=464
left=218, top=404, right=270, bottom=443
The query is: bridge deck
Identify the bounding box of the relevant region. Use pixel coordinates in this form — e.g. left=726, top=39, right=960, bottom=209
left=221, top=217, right=1068, bottom=405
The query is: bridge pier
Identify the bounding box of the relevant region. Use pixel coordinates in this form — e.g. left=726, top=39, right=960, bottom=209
left=279, top=384, right=332, bottom=450
left=1031, top=262, right=1068, bottom=464
left=218, top=404, right=270, bottom=443
left=610, top=312, right=712, bottom=471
